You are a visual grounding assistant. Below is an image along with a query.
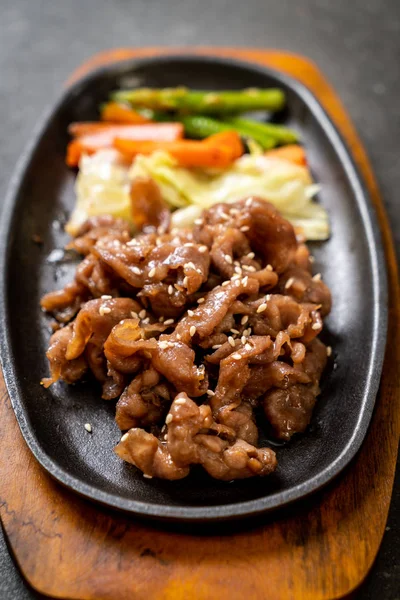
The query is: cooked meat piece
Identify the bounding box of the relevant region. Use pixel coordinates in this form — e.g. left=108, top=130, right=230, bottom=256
left=42, top=324, right=87, bottom=387
left=42, top=196, right=331, bottom=481
left=262, top=384, right=319, bottom=441
left=130, top=177, right=171, bottom=234
left=262, top=339, right=328, bottom=440
left=67, top=215, right=132, bottom=255
left=116, top=367, right=171, bottom=429
left=115, top=428, right=190, bottom=480
left=115, top=394, right=277, bottom=480
left=243, top=361, right=311, bottom=400
left=278, top=267, right=332, bottom=316
left=43, top=298, right=140, bottom=397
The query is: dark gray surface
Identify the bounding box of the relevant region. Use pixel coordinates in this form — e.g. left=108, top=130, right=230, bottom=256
left=0, top=0, right=398, bottom=597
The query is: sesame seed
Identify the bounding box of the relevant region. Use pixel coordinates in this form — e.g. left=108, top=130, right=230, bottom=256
left=212, top=344, right=222, bottom=349
left=232, top=353, right=242, bottom=360
left=142, top=317, right=150, bottom=325
left=228, top=336, right=236, bottom=347
left=175, top=398, right=186, bottom=405
left=266, top=294, right=271, bottom=301
left=230, top=208, right=240, bottom=215
left=230, top=328, right=240, bottom=335
left=224, top=254, right=233, bottom=265
left=131, top=311, right=138, bottom=319
left=99, top=305, right=111, bottom=316
left=190, top=326, right=196, bottom=337
left=247, top=265, right=256, bottom=272
left=166, top=414, right=173, bottom=424
left=176, top=333, right=181, bottom=340
left=167, top=342, right=175, bottom=348
left=121, top=433, right=129, bottom=442
left=196, top=268, right=202, bottom=275
left=285, top=277, right=295, bottom=289
left=159, top=341, right=169, bottom=349
left=84, top=423, right=92, bottom=433
left=143, top=473, right=153, bottom=479
left=197, top=297, right=205, bottom=304
left=242, top=276, right=248, bottom=286
left=247, top=252, right=255, bottom=259
left=185, top=261, right=196, bottom=270
left=194, top=218, right=203, bottom=225
left=183, top=276, right=188, bottom=287
left=241, top=335, right=247, bottom=344
left=266, top=264, right=273, bottom=271
left=127, top=239, right=137, bottom=246
left=257, top=303, right=267, bottom=314
left=221, top=213, right=230, bottom=221
left=312, top=273, right=322, bottom=281
left=148, top=267, right=156, bottom=278
left=222, top=281, right=230, bottom=287
left=132, top=266, right=141, bottom=275
left=139, top=309, right=146, bottom=319
left=101, top=295, right=112, bottom=300
left=159, top=316, right=165, bottom=323
left=312, top=323, right=321, bottom=330
left=174, top=283, right=183, bottom=291
left=327, top=346, right=332, bottom=356
left=234, top=266, right=242, bottom=274
left=245, top=343, right=252, bottom=351
left=309, top=256, right=315, bottom=263
left=245, top=198, right=253, bottom=207
left=232, top=273, right=241, bottom=280
left=168, top=285, right=173, bottom=295
left=156, top=239, right=162, bottom=247
left=233, top=280, right=239, bottom=287
left=206, top=389, right=215, bottom=396
left=199, top=245, right=208, bottom=253
left=184, top=242, right=195, bottom=247
left=240, top=225, right=250, bottom=233
left=164, top=319, right=174, bottom=325
left=243, top=328, right=251, bottom=336
left=234, top=260, right=240, bottom=267
left=241, top=315, right=249, bottom=325
left=188, top=310, right=194, bottom=317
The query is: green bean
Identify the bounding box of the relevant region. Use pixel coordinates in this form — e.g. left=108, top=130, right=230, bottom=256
left=111, top=87, right=286, bottom=114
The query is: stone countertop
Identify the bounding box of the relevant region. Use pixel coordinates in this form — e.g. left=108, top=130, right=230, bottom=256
left=0, top=0, right=398, bottom=598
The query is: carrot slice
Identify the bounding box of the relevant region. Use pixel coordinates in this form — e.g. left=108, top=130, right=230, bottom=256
left=66, top=123, right=184, bottom=167
left=264, top=144, right=307, bottom=166
left=114, top=137, right=239, bottom=168
left=205, top=131, right=244, bottom=159
left=100, top=102, right=152, bottom=124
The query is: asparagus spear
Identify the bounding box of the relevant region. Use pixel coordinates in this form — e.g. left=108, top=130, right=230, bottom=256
left=223, top=116, right=298, bottom=144
left=111, top=87, right=286, bottom=114
left=179, top=115, right=276, bottom=150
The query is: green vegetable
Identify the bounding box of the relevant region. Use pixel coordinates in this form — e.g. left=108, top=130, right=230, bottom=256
left=223, top=116, right=299, bottom=144
left=111, top=87, right=286, bottom=114
left=178, top=115, right=276, bottom=150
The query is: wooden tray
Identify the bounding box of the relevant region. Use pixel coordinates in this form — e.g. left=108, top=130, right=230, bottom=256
left=0, top=48, right=398, bottom=600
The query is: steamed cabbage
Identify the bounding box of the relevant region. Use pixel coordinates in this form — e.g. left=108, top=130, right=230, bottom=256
left=67, top=149, right=329, bottom=240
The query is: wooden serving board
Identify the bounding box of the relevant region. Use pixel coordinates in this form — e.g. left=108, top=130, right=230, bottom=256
left=0, top=48, right=399, bottom=600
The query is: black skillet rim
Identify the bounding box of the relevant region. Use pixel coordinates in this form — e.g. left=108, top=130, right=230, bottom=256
left=0, top=54, right=388, bottom=522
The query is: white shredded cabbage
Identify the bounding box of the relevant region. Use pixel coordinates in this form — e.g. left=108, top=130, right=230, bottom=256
left=67, top=149, right=329, bottom=241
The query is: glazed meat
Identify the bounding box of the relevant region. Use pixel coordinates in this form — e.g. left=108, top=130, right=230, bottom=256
left=41, top=193, right=332, bottom=481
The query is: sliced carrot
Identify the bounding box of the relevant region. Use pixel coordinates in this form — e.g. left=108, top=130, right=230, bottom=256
left=114, top=138, right=237, bottom=169
left=66, top=140, right=85, bottom=167
left=205, top=131, right=244, bottom=159
left=100, top=102, right=152, bottom=124
left=264, top=144, right=307, bottom=166
left=65, top=123, right=184, bottom=167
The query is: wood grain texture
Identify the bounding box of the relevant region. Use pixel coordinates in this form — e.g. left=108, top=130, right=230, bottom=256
left=0, top=48, right=398, bottom=600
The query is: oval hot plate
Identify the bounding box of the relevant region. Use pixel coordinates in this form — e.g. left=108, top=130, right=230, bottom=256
left=0, top=55, right=387, bottom=521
